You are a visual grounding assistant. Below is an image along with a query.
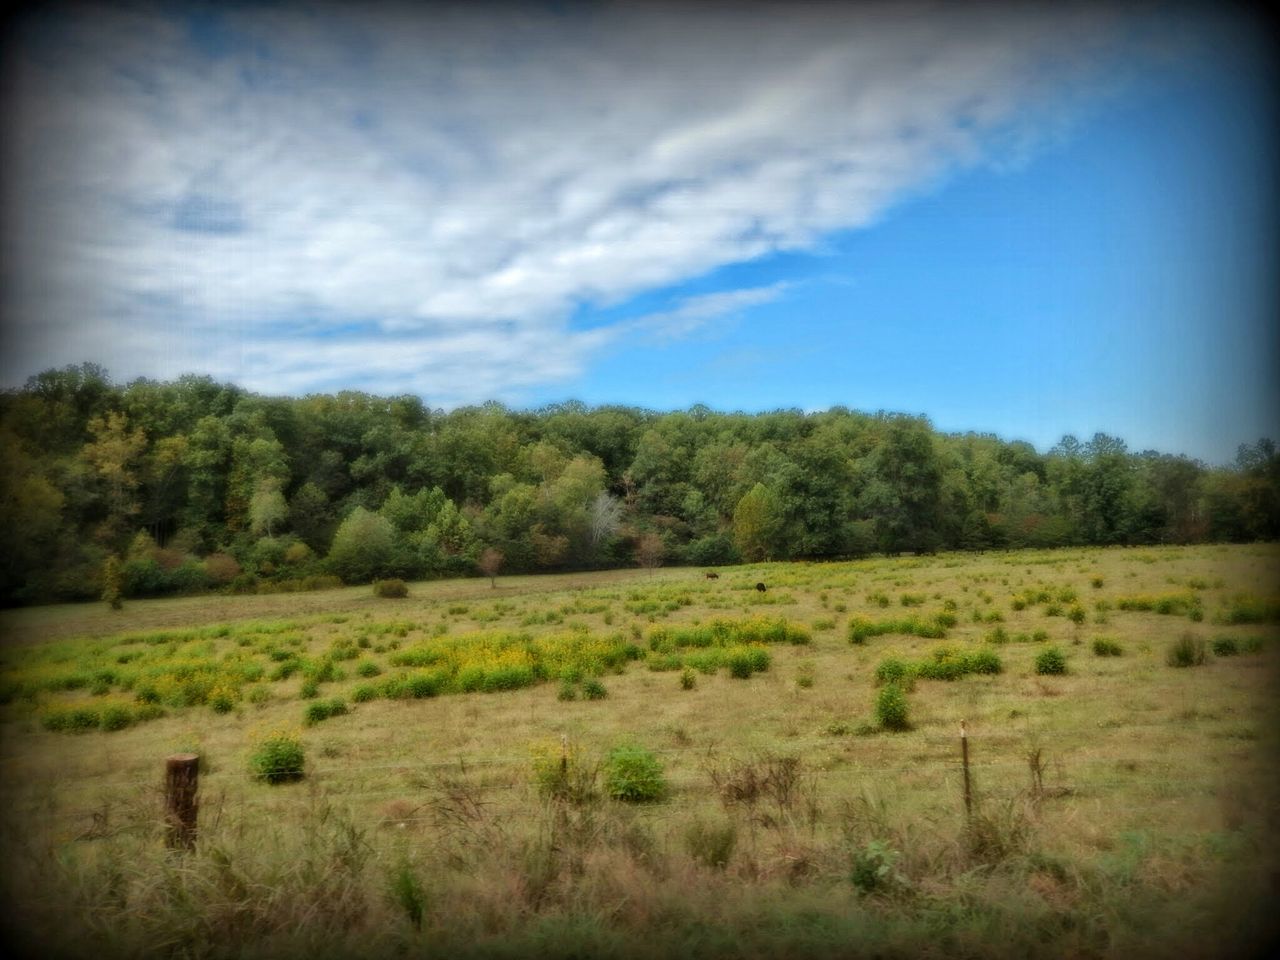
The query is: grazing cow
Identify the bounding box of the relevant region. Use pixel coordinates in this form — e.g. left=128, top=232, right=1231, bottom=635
left=705, top=572, right=720, bottom=579
left=755, top=582, right=767, bottom=593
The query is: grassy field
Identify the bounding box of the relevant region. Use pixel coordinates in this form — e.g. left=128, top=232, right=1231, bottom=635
left=2, top=543, right=1279, bottom=959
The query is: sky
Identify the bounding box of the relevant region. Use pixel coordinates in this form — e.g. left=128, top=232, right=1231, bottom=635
left=1, top=0, right=1276, bottom=465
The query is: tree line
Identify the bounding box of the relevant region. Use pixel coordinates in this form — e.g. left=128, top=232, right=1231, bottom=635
left=2, top=363, right=1277, bottom=606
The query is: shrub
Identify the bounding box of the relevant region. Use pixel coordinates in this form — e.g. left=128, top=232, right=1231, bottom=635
left=531, top=742, right=598, bottom=804
left=1167, top=634, right=1207, bottom=667
left=356, top=660, right=382, bottom=678
left=99, top=704, right=133, bottom=732
left=875, top=683, right=910, bottom=731
left=373, top=578, right=409, bottom=599
left=250, top=731, right=305, bottom=783
left=1092, top=638, right=1123, bottom=657
left=873, top=658, right=912, bottom=687
left=1067, top=606, right=1087, bottom=625
left=299, top=677, right=320, bottom=699
left=1211, top=636, right=1238, bottom=657
left=967, top=649, right=1003, bottom=675
left=582, top=678, right=608, bottom=700
left=204, top=552, right=242, bottom=587
left=604, top=744, right=667, bottom=802
left=557, top=680, right=578, bottom=701
left=685, top=818, right=737, bottom=869
left=850, top=840, right=907, bottom=894
left=303, top=698, right=348, bottom=726
left=1034, top=647, right=1068, bottom=676
left=351, top=683, right=379, bottom=703
left=679, top=668, right=696, bottom=691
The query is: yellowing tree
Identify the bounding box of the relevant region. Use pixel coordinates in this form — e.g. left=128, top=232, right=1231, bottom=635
left=82, top=411, right=147, bottom=543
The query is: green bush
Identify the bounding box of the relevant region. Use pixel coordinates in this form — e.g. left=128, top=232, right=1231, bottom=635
left=303, top=698, right=348, bottom=726
left=99, top=704, right=133, bottom=732
left=679, top=668, right=696, bottom=691
left=1034, top=647, right=1068, bottom=676
left=373, top=578, right=409, bottom=599
left=557, top=680, right=578, bottom=701
left=582, top=678, right=608, bottom=700
left=356, top=660, right=382, bottom=678
left=875, top=683, right=910, bottom=731
left=1167, top=633, right=1207, bottom=667
left=850, top=840, right=907, bottom=894
left=604, top=744, right=667, bottom=802
left=1211, top=636, right=1238, bottom=657
left=249, top=732, right=305, bottom=783
left=1092, top=638, right=1123, bottom=657
left=351, top=683, right=379, bottom=703
left=873, top=658, right=912, bottom=687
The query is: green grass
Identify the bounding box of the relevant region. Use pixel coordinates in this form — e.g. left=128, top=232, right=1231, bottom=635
left=1, top=543, right=1277, bottom=959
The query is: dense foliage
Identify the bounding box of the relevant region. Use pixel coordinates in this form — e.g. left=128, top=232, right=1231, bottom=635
left=3, top=363, right=1278, bottom=605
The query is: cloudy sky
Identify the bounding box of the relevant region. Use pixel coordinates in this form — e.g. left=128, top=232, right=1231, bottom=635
left=1, top=1, right=1275, bottom=463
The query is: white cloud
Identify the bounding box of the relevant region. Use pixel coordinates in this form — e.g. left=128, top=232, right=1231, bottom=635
left=2, top=1, right=1149, bottom=403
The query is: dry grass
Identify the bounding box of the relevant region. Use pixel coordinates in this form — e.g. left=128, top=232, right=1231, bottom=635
left=1, top=543, right=1278, bottom=958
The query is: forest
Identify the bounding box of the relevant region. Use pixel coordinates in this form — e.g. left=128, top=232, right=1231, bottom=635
left=2, top=362, right=1277, bottom=606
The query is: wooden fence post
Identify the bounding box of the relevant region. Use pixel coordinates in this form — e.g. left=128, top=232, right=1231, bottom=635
left=960, top=720, right=972, bottom=821
left=165, top=753, right=199, bottom=850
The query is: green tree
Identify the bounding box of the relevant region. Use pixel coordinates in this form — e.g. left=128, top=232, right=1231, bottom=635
left=732, top=482, right=784, bottom=561
left=327, top=507, right=398, bottom=583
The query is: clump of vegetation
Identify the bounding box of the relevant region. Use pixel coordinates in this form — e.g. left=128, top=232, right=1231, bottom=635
left=249, top=731, right=306, bottom=783
left=1034, top=647, right=1068, bottom=675
left=850, top=840, right=908, bottom=894
left=531, top=741, right=597, bottom=804
left=581, top=678, right=608, bottom=700
left=873, top=658, right=912, bottom=688
left=1216, top=594, right=1280, bottom=625
left=1211, top=636, right=1238, bottom=657
left=847, top=614, right=951, bottom=644
left=912, top=647, right=1002, bottom=681
left=679, top=667, right=696, bottom=690
left=373, top=579, right=409, bottom=599
left=101, top=556, right=124, bottom=610
left=684, top=818, right=737, bottom=869
left=1167, top=634, right=1207, bottom=668
left=1116, top=592, right=1202, bottom=618
left=875, top=684, right=910, bottom=731
left=1092, top=638, right=1123, bottom=657
left=604, top=744, right=667, bottom=802
left=303, top=698, right=348, bottom=726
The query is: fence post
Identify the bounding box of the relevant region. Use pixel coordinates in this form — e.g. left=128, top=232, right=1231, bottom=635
left=960, top=720, right=972, bottom=820
left=165, top=753, right=199, bottom=850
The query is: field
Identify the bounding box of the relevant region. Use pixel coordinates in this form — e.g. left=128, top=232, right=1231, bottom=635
left=2, top=544, right=1279, bottom=959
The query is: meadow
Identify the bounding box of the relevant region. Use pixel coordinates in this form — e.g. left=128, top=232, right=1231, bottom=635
left=1, top=543, right=1278, bottom=959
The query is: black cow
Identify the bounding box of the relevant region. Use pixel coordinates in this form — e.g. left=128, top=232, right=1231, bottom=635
left=755, top=582, right=767, bottom=593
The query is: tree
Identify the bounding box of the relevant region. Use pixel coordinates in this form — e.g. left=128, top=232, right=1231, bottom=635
left=288, top=482, right=335, bottom=552
left=587, top=491, right=623, bottom=561
left=478, top=547, right=504, bottom=587
left=327, top=507, right=398, bottom=584
left=101, top=555, right=123, bottom=610
left=732, top=483, right=784, bottom=562
left=82, top=410, right=147, bottom=544
left=249, top=479, right=288, bottom=537
left=635, top=532, right=665, bottom=574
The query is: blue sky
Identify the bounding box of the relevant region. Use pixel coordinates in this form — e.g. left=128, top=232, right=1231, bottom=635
left=2, top=2, right=1275, bottom=464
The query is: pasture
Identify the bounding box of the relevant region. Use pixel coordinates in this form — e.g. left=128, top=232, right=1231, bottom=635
left=2, top=543, right=1278, bottom=959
